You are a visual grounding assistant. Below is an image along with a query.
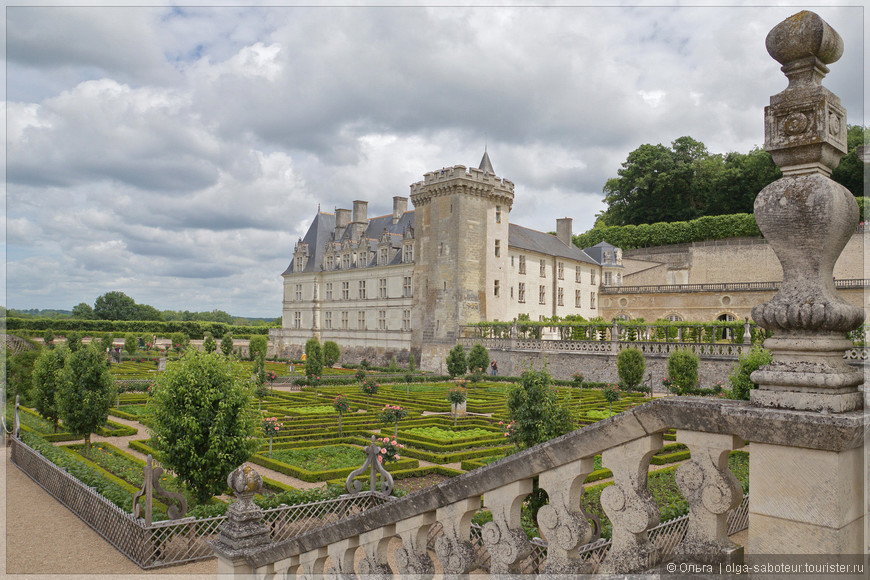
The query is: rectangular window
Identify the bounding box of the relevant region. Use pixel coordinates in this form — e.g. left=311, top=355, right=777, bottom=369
left=403, top=276, right=412, bottom=297
left=325, top=282, right=333, bottom=300
left=295, top=257, right=304, bottom=271
left=576, top=266, right=582, bottom=283
left=326, top=255, right=334, bottom=270
left=510, top=286, right=514, bottom=299
left=494, top=239, right=501, bottom=257
left=358, top=311, right=366, bottom=330
left=359, top=280, right=366, bottom=299
left=379, top=248, right=388, bottom=266
left=539, top=285, right=546, bottom=305
left=590, top=293, right=596, bottom=309
left=343, top=254, right=351, bottom=269
left=341, top=281, right=350, bottom=300
left=519, top=255, right=526, bottom=274
left=591, top=270, right=596, bottom=285
left=557, top=262, right=564, bottom=280
left=295, top=284, right=302, bottom=301
left=494, top=280, right=500, bottom=297
left=379, top=278, right=388, bottom=299
left=293, top=312, right=301, bottom=329
left=402, top=310, right=411, bottom=331
left=360, top=252, right=368, bottom=266
left=403, top=244, right=413, bottom=263
left=495, top=205, right=501, bottom=223
left=341, top=311, right=349, bottom=329
left=324, top=311, right=332, bottom=329
left=511, top=255, right=515, bottom=267
left=575, top=289, right=582, bottom=308
left=604, top=271, right=613, bottom=286
left=518, top=282, right=525, bottom=303
left=540, top=259, right=547, bottom=277
left=557, top=287, right=564, bottom=306
left=378, top=310, right=386, bottom=330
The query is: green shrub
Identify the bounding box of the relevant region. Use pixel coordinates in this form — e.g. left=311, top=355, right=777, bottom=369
left=467, top=343, right=490, bottom=375
left=202, top=333, right=217, bottom=353
left=573, top=213, right=761, bottom=250
left=667, top=349, right=699, bottom=394
left=304, top=338, right=323, bottom=378
left=617, top=347, right=646, bottom=391
left=446, top=344, right=467, bottom=377
left=323, top=341, right=341, bottom=368
left=728, top=345, right=772, bottom=400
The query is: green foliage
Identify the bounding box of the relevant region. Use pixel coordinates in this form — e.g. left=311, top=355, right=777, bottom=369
left=408, top=353, right=416, bottom=372
left=249, top=335, right=268, bottom=361
left=94, top=291, right=140, bottom=321
left=42, top=328, right=55, bottom=347
left=728, top=345, right=773, bottom=400
left=506, top=368, right=574, bottom=449
left=220, top=333, right=234, bottom=356
left=58, top=344, right=116, bottom=446
left=4, top=317, right=270, bottom=340
left=831, top=125, right=868, bottom=198
left=667, top=349, right=699, bottom=394
left=72, top=302, right=96, bottom=320
left=66, top=331, right=82, bottom=352
left=170, top=332, right=190, bottom=353
left=146, top=350, right=260, bottom=504
left=467, top=343, right=490, bottom=375
left=7, top=347, right=40, bottom=405
left=32, top=347, right=68, bottom=432
left=446, top=344, right=467, bottom=377
left=322, top=341, right=341, bottom=368
left=202, top=332, right=217, bottom=353
left=406, top=426, right=492, bottom=441
left=100, top=333, right=115, bottom=352
left=617, top=348, right=646, bottom=391
left=447, top=386, right=467, bottom=405
left=304, top=338, right=323, bottom=378
left=124, top=333, right=138, bottom=355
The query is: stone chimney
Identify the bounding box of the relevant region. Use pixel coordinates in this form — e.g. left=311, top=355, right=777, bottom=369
left=393, top=196, right=408, bottom=224
left=335, top=208, right=351, bottom=238
left=556, top=218, right=573, bottom=246
left=352, top=200, right=368, bottom=224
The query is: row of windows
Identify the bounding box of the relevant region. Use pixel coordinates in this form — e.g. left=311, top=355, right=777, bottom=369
left=292, top=278, right=413, bottom=301
left=506, top=282, right=596, bottom=309
left=510, top=254, right=600, bottom=285
left=291, top=309, right=412, bottom=331
left=320, top=244, right=414, bottom=271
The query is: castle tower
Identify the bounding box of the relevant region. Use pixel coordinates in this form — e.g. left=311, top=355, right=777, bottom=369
left=409, top=152, right=514, bottom=370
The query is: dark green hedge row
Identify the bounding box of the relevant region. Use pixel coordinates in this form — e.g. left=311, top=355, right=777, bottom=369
left=3, top=317, right=270, bottom=339
left=249, top=450, right=419, bottom=483
left=399, top=444, right=515, bottom=465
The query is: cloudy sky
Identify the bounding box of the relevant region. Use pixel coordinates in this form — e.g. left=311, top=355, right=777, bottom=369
left=4, top=3, right=865, bottom=317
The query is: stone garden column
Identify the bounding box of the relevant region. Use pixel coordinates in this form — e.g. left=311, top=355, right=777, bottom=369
left=211, top=465, right=272, bottom=577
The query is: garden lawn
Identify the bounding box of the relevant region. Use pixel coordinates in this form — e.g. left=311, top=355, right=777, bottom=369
left=271, top=445, right=366, bottom=471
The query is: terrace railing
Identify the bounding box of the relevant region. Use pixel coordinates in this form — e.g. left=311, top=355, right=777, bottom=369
left=214, top=396, right=865, bottom=577
left=599, top=278, right=869, bottom=295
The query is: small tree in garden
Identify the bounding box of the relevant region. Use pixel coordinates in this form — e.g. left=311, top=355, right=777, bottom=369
left=249, top=335, right=268, bottom=362
left=304, top=338, right=323, bottom=379
left=728, top=345, right=773, bottom=400
left=467, top=343, right=490, bottom=376
left=310, top=375, right=321, bottom=401
left=668, top=349, right=699, bottom=394
left=361, top=380, right=379, bottom=411
left=446, top=344, right=467, bottom=378
left=378, top=404, right=408, bottom=438
left=33, top=346, right=67, bottom=433
left=267, top=370, right=277, bottom=394
left=262, top=416, right=282, bottom=458
left=57, top=344, right=115, bottom=448
left=617, top=347, right=646, bottom=392
left=66, top=331, right=82, bottom=352
left=171, top=332, right=190, bottom=353
left=333, top=395, right=350, bottom=437
left=221, top=333, right=234, bottom=357
left=447, top=386, right=467, bottom=426
left=602, top=383, right=621, bottom=417
left=323, top=341, right=341, bottom=368
left=202, top=332, right=217, bottom=353
left=404, top=372, right=414, bottom=395
left=572, top=372, right=584, bottom=389
left=506, top=369, right=573, bottom=449
left=124, top=333, right=138, bottom=356
left=147, top=350, right=259, bottom=504
left=408, top=353, right=416, bottom=372
left=375, top=437, right=404, bottom=465
left=355, top=369, right=367, bottom=383
left=43, top=329, right=55, bottom=349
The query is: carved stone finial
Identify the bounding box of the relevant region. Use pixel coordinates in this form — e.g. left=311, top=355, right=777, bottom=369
left=751, top=11, right=864, bottom=414
left=212, top=465, right=271, bottom=560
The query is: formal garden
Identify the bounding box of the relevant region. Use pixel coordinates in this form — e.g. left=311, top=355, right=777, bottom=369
left=5, top=332, right=753, bottom=568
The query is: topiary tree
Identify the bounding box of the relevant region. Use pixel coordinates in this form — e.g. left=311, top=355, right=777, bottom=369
left=361, top=379, right=379, bottom=411
left=248, top=335, right=268, bottom=361
left=124, top=333, right=138, bottom=356
left=668, top=349, right=699, bottom=395
left=146, top=350, right=260, bottom=504
left=333, top=395, right=351, bottom=437
left=506, top=368, right=573, bottom=450
left=446, top=344, right=467, bottom=378
left=378, top=404, right=408, bottom=438
left=408, top=353, right=416, bottom=372
left=728, top=345, right=773, bottom=400
left=32, top=346, right=67, bottom=432
left=221, top=333, right=234, bottom=357
left=57, top=344, right=115, bottom=448
left=467, top=343, right=490, bottom=376
left=447, top=386, right=467, bottom=426
left=65, top=331, right=82, bottom=352
left=602, top=383, right=621, bottom=417
left=323, top=341, right=341, bottom=368
left=304, top=338, right=323, bottom=380
left=617, top=347, right=646, bottom=392
left=202, top=332, right=217, bottom=353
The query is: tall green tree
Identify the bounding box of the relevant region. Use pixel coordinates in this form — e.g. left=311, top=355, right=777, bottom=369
left=467, top=343, right=490, bottom=375
left=304, top=338, right=323, bottom=379
left=32, top=347, right=68, bottom=432
left=617, top=347, right=646, bottom=392
left=93, top=291, right=139, bottom=320
left=446, top=344, right=467, bottom=377
left=6, top=347, right=40, bottom=405
left=506, top=368, right=573, bottom=449
left=220, top=333, right=234, bottom=357
left=249, top=335, right=268, bottom=362
left=57, top=344, right=115, bottom=447
left=322, top=341, right=341, bottom=368
left=71, top=302, right=96, bottom=320
left=146, top=350, right=260, bottom=504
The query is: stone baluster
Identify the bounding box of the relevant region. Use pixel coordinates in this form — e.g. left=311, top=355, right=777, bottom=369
left=325, top=537, right=358, bottom=580
left=358, top=524, right=396, bottom=579
left=434, top=497, right=481, bottom=578
left=480, top=479, right=534, bottom=575
left=394, top=513, right=436, bottom=578
left=297, top=547, right=329, bottom=580
left=743, top=318, right=752, bottom=345
left=599, top=433, right=663, bottom=574
left=673, top=431, right=745, bottom=564
left=537, top=457, right=599, bottom=574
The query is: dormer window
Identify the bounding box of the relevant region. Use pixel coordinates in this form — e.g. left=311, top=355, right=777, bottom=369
left=403, top=244, right=413, bottom=263
left=379, top=248, right=389, bottom=266
left=295, top=256, right=305, bottom=271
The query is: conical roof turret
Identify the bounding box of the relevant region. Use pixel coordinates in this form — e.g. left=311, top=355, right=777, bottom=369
left=479, top=149, right=495, bottom=174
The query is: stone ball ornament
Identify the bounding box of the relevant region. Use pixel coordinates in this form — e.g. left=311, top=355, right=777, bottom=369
left=227, top=464, right=263, bottom=497
left=766, top=11, right=843, bottom=67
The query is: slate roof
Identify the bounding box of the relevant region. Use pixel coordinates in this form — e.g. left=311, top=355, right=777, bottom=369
left=583, top=241, right=623, bottom=268
left=508, top=224, right=599, bottom=265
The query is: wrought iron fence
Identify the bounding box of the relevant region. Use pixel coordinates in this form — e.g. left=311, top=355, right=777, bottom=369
left=10, top=434, right=390, bottom=569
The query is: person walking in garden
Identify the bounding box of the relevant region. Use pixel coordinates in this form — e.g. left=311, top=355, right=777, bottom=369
left=490, top=360, right=498, bottom=376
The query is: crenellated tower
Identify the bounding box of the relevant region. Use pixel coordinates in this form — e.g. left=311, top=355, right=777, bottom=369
left=409, top=151, right=514, bottom=370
